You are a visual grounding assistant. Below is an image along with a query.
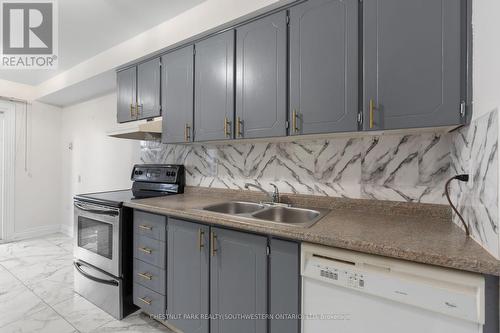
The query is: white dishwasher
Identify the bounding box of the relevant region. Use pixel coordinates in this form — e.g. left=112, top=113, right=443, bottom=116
left=301, top=243, right=485, bottom=333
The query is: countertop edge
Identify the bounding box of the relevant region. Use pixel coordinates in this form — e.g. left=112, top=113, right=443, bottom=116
left=123, top=201, right=500, bottom=276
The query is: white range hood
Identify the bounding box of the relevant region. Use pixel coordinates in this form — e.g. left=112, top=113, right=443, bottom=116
left=107, top=117, right=162, bottom=141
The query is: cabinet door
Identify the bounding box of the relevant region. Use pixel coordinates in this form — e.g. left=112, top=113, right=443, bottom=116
left=235, top=11, right=287, bottom=139
left=269, top=239, right=299, bottom=333
left=167, top=219, right=209, bottom=333
left=194, top=31, right=235, bottom=141
left=364, top=0, right=463, bottom=130
left=117, top=66, right=137, bottom=123
left=289, top=0, right=358, bottom=135
left=137, top=57, right=161, bottom=120
left=210, top=228, right=267, bottom=333
left=162, top=46, right=194, bottom=143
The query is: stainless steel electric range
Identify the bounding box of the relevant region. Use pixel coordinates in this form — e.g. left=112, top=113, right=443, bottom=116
left=73, top=164, right=184, bottom=319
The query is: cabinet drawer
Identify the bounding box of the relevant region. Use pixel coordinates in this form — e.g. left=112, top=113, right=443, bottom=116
left=134, top=211, right=166, bottom=241
left=133, top=283, right=166, bottom=317
left=134, top=259, right=166, bottom=295
left=133, top=235, right=166, bottom=269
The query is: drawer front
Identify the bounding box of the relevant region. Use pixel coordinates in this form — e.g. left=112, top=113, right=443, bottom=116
left=133, top=283, right=166, bottom=317
left=134, top=211, right=167, bottom=241
left=134, top=259, right=166, bottom=295
left=133, top=235, right=166, bottom=269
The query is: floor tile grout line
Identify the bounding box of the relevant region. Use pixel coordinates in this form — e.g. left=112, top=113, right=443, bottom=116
left=0, top=261, right=78, bottom=332
left=0, top=236, right=80, bottom=332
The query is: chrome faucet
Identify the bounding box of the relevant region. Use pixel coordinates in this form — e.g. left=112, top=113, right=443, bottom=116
left=244, top=182, right=280, bottom=204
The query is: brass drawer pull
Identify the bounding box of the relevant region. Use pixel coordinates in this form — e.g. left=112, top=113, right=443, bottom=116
left=138, top=247, right=152, bottom=254
left=199, top=229, right=205, bottom=250
left=137, top=272, right=153, bottom=280
left=138, top=297, right=151, bottom=305
left=211, top=231, right=217, bottom=256
left=369, top=99, right=375, bottom=129
left=236, top=116, right=242, bottom=137
left=138, top=225, right=152, bottom=231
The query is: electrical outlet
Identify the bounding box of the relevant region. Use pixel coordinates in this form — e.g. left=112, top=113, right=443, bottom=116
left=77, top=175, right=81, bottom=183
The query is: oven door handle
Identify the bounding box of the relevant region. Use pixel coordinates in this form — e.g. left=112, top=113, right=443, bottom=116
left=74, top=261, right=119, bottom=286
left=74, top=202, right=119, bottom=216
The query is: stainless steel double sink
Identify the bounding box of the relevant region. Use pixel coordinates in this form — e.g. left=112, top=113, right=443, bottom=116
left=201, top=201, right=329, bottom=228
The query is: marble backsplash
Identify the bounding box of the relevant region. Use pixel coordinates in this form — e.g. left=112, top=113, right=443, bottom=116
left=140, top=132, right=452, bottom=205
left=450, top=109, right=499, bottom=258
left=140, top=114, right=500, bottom=258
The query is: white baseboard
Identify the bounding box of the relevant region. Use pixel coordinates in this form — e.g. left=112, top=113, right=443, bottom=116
left=9, top=224, right=63, bottom=241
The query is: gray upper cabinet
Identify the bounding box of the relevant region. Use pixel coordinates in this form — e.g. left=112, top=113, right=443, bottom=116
left=194, top=31, right=235, bottom=142
left=117, top=66, right=137, bottom=123
left=235, top=11, right=287, bottom=139
left=210, top=228, right=267, bottom=333
left=137, top=58, right=161, bottom=119
left=289, top=0, right=358, bottom=135
left=162, top=46, right=194, bottom=143
left=167, top=219, right=209, bottom=333
left=363, top=0, right=463, bottom=130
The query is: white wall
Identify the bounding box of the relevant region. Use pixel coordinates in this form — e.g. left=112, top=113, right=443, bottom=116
left=60, top=93, right=141, bottom=235
left=10, top=101, right=62, bottom=239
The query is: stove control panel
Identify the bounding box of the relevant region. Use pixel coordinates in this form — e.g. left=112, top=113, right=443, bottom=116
left=131, top=164, right=184, bottom=184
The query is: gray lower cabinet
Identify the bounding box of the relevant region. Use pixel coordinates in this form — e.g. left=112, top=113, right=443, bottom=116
left=289, top=0, right=359, bottom=135
left=117, top=66, right=137, bottom=123
left=137, top=58, right=161, bottom=119
left=133, top=211, right=167, bottom=318
left=194, top=30, right=235, bottom=141
left=210, top=227, right=268, bottom=333
left=235, top=11, right=287, bottom=139
left=269, top=238, right=300, bottom=333
left=162, top=45, right=194, bottom=143
left=363, top=0, right=464, bottom=130
left=167, top=219, right=209, bottom=333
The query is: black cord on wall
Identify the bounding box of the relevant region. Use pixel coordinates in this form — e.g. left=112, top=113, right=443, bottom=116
left=445, top=174, right=470, bottom=236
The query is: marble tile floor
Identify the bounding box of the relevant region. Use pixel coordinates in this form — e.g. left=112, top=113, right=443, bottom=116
left=0, top=233, right=173, bottom=333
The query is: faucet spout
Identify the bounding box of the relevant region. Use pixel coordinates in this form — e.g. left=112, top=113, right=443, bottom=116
left=244, top=182, right=280, bottom=204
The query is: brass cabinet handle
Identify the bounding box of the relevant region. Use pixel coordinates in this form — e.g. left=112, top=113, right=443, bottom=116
left=292, top=110, right=299, bottom=133
left=138, top=225, right=152, bottom=231
left=236, top=116, right=242, bottom=137
left=138, top=297, right=152, bottom=305
left=130, top=103, right=136, bottom=118
left=184, top=124, right=191, bottom=142
left=138, top=247, right=152, bottom=254
left=224, top=117, right=231, bottom=137
left=137, top=272, right=152, bottom=280
left=136, top=103, right=143, bottom=117
left=211, top=231, right=217, bottom=256
left=198, top=229, right=205, bottom=250
left=369, top=99, right=375, bottom=129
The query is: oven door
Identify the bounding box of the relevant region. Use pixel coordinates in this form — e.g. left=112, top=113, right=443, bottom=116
left=74, top=200, right=121, bottom=277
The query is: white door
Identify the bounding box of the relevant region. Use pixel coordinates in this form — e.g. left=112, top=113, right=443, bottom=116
left=0, top=102, right=15, bottom=241
left=0, top=111, right=4, bottom=240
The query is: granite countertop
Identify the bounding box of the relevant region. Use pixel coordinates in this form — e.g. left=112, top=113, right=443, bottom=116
left=124, top=187, right=500, bottom=276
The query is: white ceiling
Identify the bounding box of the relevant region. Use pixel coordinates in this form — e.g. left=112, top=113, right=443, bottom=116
left=0, top=0, right=204, bottom=85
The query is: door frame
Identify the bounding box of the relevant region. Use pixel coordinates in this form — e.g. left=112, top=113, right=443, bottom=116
left=0, top=101, right=16, bottom=241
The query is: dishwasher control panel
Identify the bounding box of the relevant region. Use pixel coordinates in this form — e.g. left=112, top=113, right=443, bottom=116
left=315, top=261, right=365, bottom=290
